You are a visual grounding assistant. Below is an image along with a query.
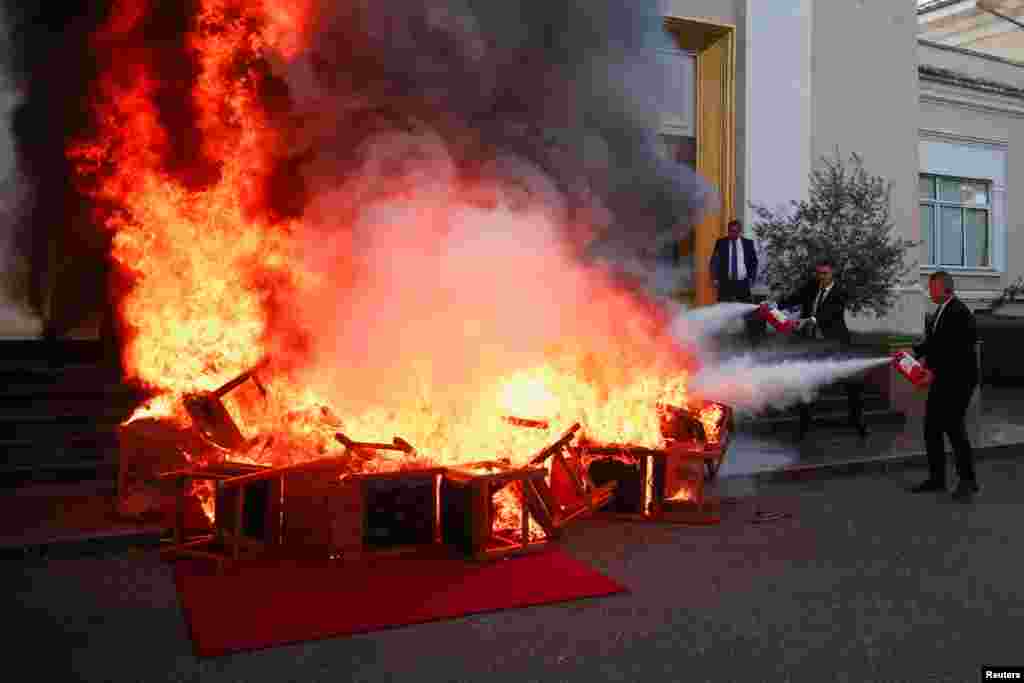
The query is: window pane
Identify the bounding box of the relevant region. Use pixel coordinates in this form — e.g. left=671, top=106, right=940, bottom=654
left=959, top=179, right=989, bottom=207
left=658, top=134, right=696, bottom=169
left=938, top=178, right=962, bottom=203
left=919, top=175, right=935, bottom=200
left=939, top=206, right=963, bottom=266
left=654, top=48, right=696, bottom=130
left=965, top=208, right=989, bottom=267
left=920, top=204, right=934, bottom=265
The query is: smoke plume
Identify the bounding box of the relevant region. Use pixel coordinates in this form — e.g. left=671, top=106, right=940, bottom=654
left=0, top=1, right=114, bottom=338
left=689, top=355, right=891, bottom=414
left=255, top=0, right=714, bottom=407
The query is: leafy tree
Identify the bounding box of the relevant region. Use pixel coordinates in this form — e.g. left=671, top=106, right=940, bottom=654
left=750, top=150, right=918, bottom=318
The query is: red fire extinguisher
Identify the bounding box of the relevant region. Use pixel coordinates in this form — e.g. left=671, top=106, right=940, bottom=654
left=756, top=303, right=797, bottom=334
left=892, top=350, right=931, bottom=387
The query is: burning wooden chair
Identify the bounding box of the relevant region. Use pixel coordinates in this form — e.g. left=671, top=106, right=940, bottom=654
left=117, top=362, right=269, bottom=524
left=283, top=433, right=444, bottom=560
left=569, top=401, right=734, bottom=525
left=520, top=423, right=618, bottom=534
left=440, top=461, right=551, bottom=560
left=659, top=400, right=734, bottom=481
left=160, top=431, right=447, bottom=570
left=182, top=361, right=269, bottom=451
left=437, top=422, right=617, bottom=561
left=577, top=443, right=721, bottom=524
left=158, top=460, right=283, bottom=572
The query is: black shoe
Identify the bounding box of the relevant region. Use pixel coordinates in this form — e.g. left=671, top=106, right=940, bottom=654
left=952, top=481, right=980, bottom=502
left=909, top=480, right=946, bottom=493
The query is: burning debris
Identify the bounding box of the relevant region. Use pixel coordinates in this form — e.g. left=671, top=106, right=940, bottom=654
left=147, top=370, right=732, bottom=570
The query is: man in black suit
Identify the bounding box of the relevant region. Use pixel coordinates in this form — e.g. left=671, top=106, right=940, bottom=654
left=710, top=219, right=762, bottom=344
left=776, top=258, right=867, bottom=440
left=909, top=271, right=980, bottom=502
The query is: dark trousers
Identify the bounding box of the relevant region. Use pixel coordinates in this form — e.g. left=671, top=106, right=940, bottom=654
left=798, top=380, right=865, bottom=432
left=717, top=279, right=765, bottom=346
left=924, top=380, right=977, bottom=484
left=796, top=335, right=866, bottom=433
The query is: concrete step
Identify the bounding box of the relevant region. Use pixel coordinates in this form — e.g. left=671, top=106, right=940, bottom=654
left=0, top=394, right=143, bottom=416
left=0, top=366, right=130, bottom=393
left=0, top=415, right=127, bottom=442
left=0, top=457, right=118, bottom=489
left=0, top=479, right=165, bottom=559
left=750, top=392, right=891, bottom=420
left=0, top=429, right=121, bottom=488
left=0, top=337, right=112, bottom=361
left=0, top=434, right=119, bottom=462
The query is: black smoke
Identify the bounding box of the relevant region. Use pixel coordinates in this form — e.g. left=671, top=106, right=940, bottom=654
left=0, top=0, right=712, bottom=343
left=282, top=0, right=712, bottom=258
left=0, top=0, right=228, bottom=342
left=0, top=2, right=107, bottom=336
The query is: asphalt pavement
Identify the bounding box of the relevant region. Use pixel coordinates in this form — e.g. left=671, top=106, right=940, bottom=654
left=7, top=449, right=1024, bottom=683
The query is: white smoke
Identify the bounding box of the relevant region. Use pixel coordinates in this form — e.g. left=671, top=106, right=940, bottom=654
left=672, top=302, right=759, bottom=344
left=0, top=14, right=39, bottom=338
left=689, top=355, right=891, bottom=414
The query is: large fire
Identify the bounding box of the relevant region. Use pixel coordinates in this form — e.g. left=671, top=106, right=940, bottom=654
left=69, top=0, right=709, bottom=527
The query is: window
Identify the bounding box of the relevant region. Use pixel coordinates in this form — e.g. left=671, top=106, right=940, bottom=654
left=657, top=134, right=696, bottom=169
left=653, top=45, right=697, bottom=269
left=919, top=174, right=991, bottom=268
left=654, top=46, right=697, bottom=171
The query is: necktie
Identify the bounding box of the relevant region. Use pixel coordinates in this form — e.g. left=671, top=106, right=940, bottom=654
left=813, top=288, right=825, bottom=317
left=933, top=300, right=947, bottom=334
left=730, top=240, right=738, bottom=280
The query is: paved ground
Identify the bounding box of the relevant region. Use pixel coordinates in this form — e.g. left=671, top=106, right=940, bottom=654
left=721, top=384, right=1024, bottom=479
left=7, top=451, right=1024, bottom=683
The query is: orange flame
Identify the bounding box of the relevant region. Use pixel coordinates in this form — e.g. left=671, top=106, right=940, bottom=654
left=699, top=403, right=726, bottom=445
left=70, top=0, right=705, bottom=532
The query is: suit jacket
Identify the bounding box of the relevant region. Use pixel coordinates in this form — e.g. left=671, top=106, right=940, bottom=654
left=710, top=236, right=758, bottom=284
left=913, top=297, right=978, bottom=388
left=778, top=279, right=852, bottom=346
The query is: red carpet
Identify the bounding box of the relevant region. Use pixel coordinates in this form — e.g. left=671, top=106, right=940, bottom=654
left=174, top=547, right=627, bottom=657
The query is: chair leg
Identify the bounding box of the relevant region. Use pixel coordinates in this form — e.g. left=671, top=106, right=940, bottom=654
left=705, top=459, right=721, bottom=481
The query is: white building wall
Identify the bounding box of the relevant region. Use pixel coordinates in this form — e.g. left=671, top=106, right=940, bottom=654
left=918, top=40, right=1024, bottom=310
left=811, top=0, right=923, bottom=334
left=746, top=0, right=812, bottom=227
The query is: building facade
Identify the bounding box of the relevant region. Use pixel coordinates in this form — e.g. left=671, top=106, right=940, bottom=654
left=661, top=0, right=1022, bottom=333
left=658, top=0, right=923, bottom=331
left=918, top=1, right=1024, bottom=318
left=1, top=1, right=1020, bottom=338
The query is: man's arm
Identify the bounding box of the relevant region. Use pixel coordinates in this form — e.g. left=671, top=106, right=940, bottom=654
left=811, top=287, right=846, bottom=328
left=913, top=314, right=933, bottom=362
left=912, top=338, right=930, bottom=361
left=776, top=280, right=810, bottom=311
left=746, top=239, right=758, bottom=283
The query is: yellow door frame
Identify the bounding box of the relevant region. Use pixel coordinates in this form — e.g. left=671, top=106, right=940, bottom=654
left=664, top=16, right=736, bottom=307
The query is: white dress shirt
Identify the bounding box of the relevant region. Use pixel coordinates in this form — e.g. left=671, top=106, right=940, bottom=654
left=811, top=283, right=833, bottom=322
left=728, top=239, right=747, bottom=281
left=931, top=296, right=954, bottom=334
left=808, top=283, right=833, bottom=339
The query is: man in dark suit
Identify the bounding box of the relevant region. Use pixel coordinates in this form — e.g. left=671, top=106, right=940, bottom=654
left=709, top=219, right=762, bottom=344
left=909, top=271, right=980, bottom=502
left=776, top=258, right=867, bottom=440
